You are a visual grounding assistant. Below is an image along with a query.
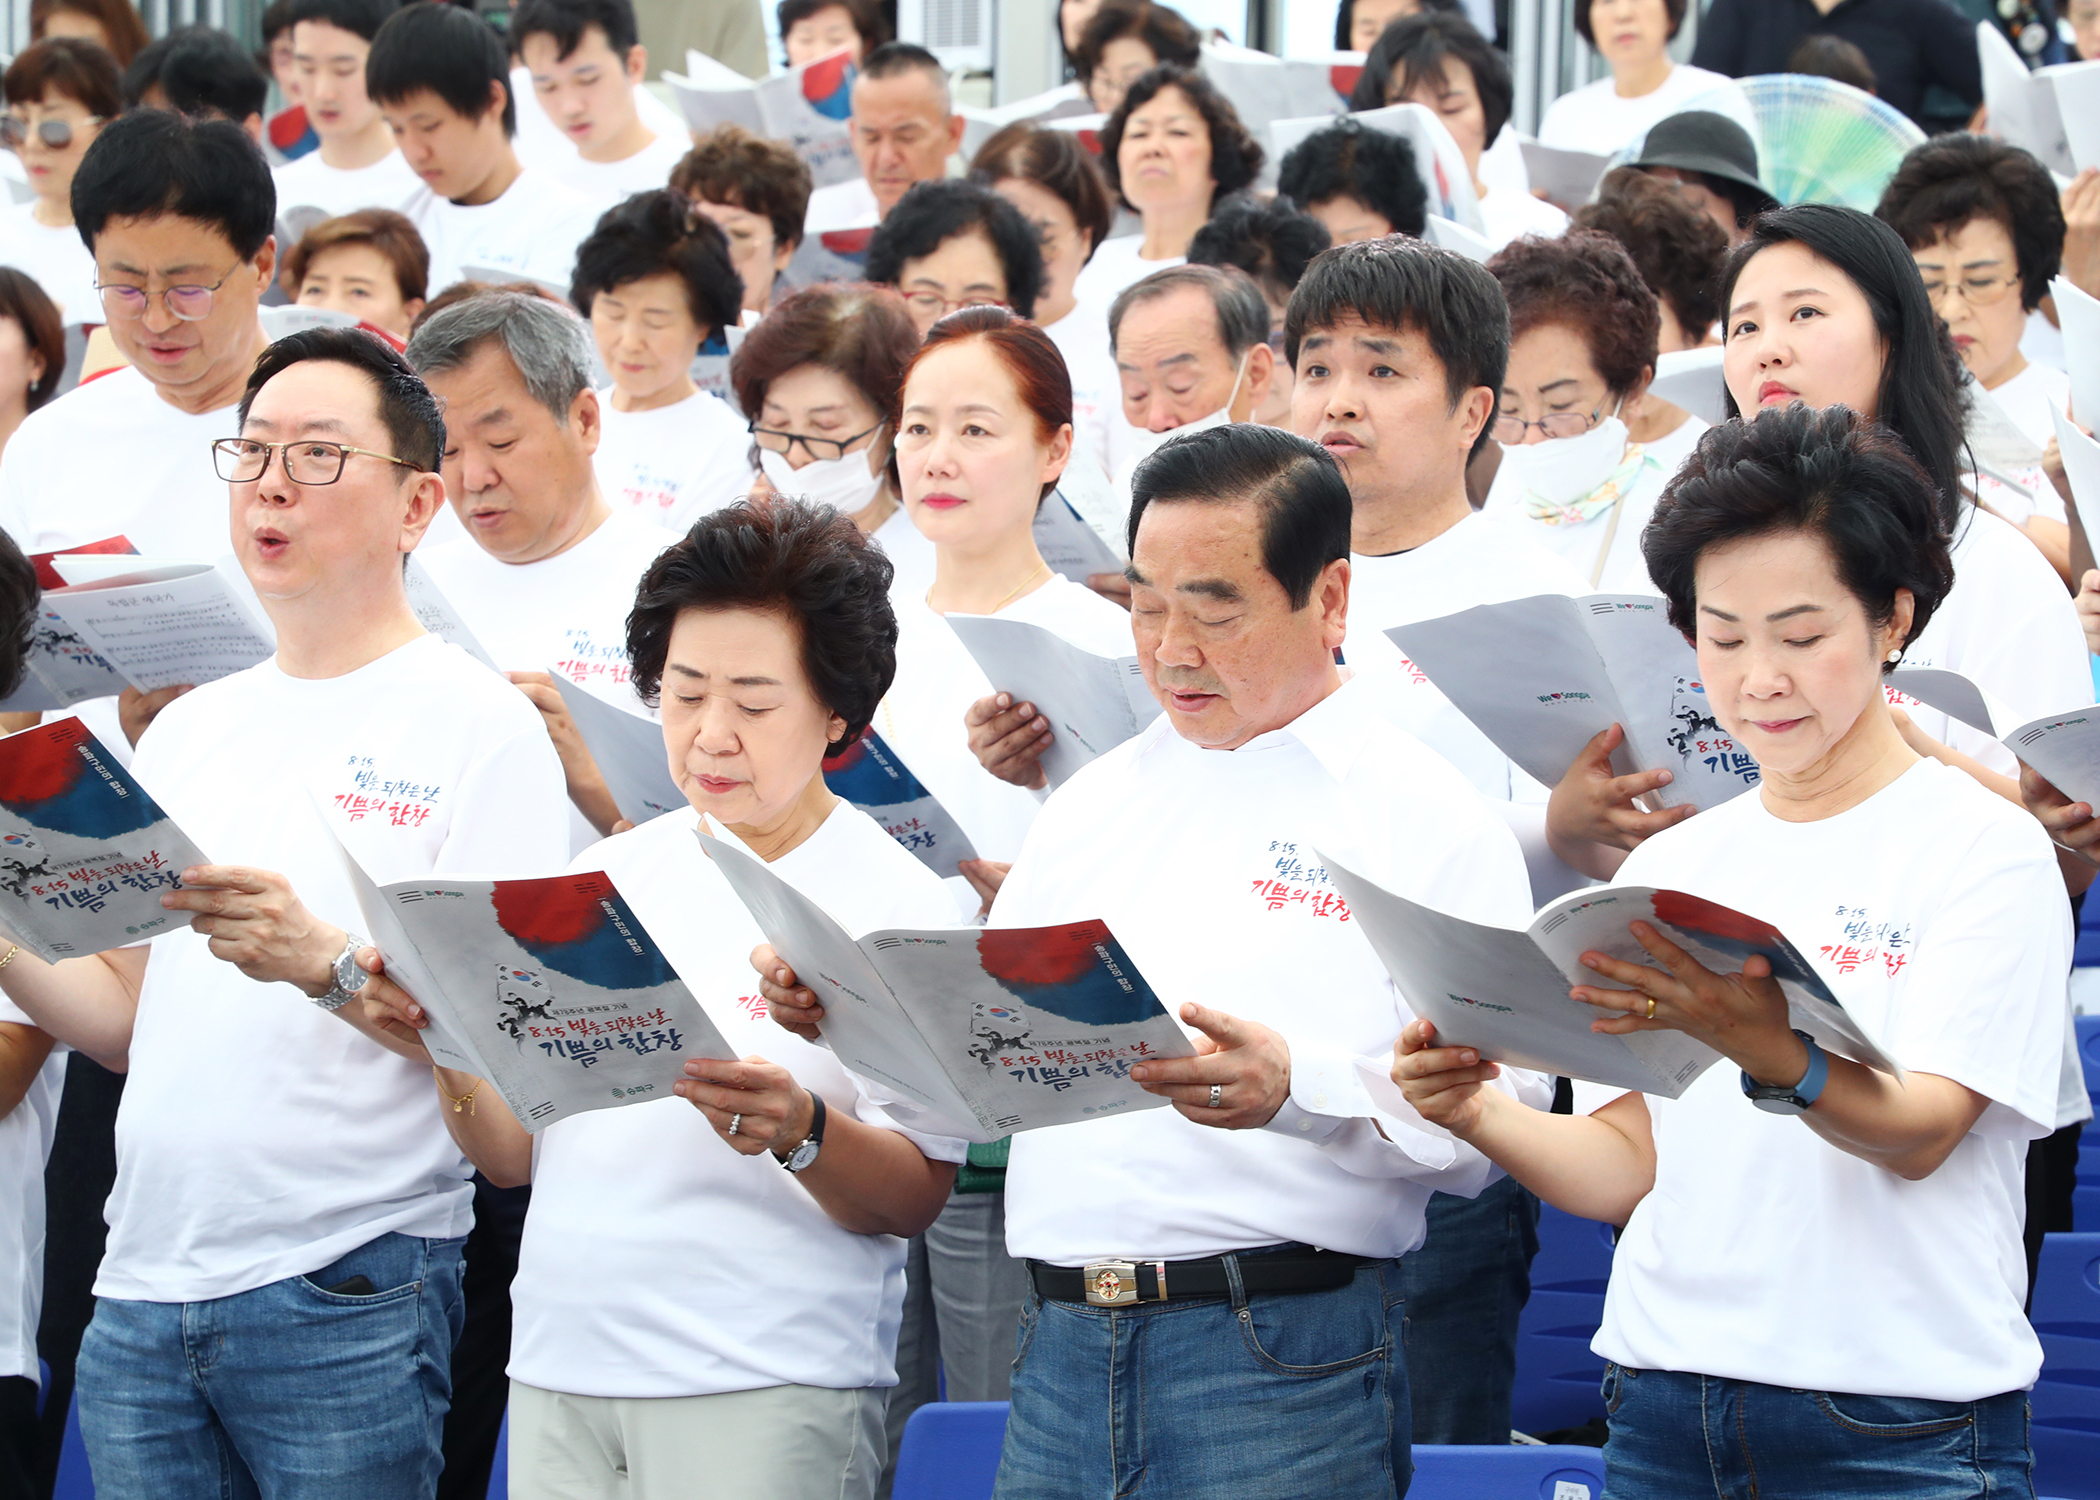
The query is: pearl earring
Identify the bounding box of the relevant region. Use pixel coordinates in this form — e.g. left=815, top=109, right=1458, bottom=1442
left=1886, top=649, right=1902, bottom=664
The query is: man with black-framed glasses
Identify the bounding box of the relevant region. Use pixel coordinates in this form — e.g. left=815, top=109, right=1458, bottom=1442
left=0, top=108, right=275, bottom=760
left=0, top=323, right=567, bottom=1500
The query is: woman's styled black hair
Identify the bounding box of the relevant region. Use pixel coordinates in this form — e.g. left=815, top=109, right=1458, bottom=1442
left=1277, top=119, right=1429, bottom=240
left=570, top=189, right=744, bottom=343
left=1875, top=133, right=2065, bottom=314
left=626, top=496, right=898, bottom=756
left=863, top=179, right=1045, bottom=320
left=1350, top=10, right=1512, bottom=155
left=1332, top=0, right=1461, bottom=50
left=1189, top=197, right=1332, bottom=309
left=1719, top=204, right=1970, bottom=527
left=1100, top=63, right=1264, bottom=211
left=1645, top=404, right=1953, bottom=659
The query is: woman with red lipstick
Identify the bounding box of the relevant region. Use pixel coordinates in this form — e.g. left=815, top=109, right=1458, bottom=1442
left=1396, top=405, right=2066, bottom=1500
left=0, top=38, right=116, bottom=325
left=1536, top=0, right=1753, bottom=158
left=364, top=498, right=965, bottom=1500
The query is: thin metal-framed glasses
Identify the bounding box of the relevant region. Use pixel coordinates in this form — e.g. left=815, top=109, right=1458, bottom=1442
left=0, top=113, right=101, bottom=150
left=1917, top=272, right=2020, bottom=309
left=211, top=437, right=421, bottom=485
left=1491, top=400, right=1608, bottom=445
left=747, top=419, right=882, bottom=465
left=902, top=291, right=1007, bottom=322
left=98, top=264, right=241, bottom=323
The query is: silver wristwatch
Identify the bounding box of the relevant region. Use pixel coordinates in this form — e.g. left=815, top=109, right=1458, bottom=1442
left=314, top=933, right=371, bottom=1013
left=777, top=1090, right=827, bottom=1174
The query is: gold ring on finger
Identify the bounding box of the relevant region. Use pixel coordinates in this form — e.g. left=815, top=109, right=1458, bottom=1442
left=1645, top=996, right=1657, bottom=1020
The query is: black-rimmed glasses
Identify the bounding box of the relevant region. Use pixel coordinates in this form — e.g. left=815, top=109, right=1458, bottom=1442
left=1491, top=400, right=1609, bottom=445
left=747, top=419, right=882, bottom=464
left=212, top=438, right=422, bottom=485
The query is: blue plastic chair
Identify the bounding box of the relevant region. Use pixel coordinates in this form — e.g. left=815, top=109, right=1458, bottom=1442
left=1408, top=1444, right=1607, bottom=1499
left=2033, top=1232, right=2100, bottom=1500
left=1511, top=1204, right=1616, bottom=1435
left=2078, top=1019, right=2100, bottom=1234
left=51, top=1389, right=92, bottom=1500
left=890, top=1401, right=1008, bottom=1500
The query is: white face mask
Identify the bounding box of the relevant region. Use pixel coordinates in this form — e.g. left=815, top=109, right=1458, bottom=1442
left=1113, top=348, right=1252, bottom=492
left=759, top=439, right=884, bottom=513
left=1496, top=415, right=1631, bottom=510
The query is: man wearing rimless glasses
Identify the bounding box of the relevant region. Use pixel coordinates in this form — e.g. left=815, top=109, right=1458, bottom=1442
left=0, top=107, right=276, bottom=750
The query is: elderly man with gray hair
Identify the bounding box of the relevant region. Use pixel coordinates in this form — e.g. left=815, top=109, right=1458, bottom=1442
left=408, top=288, right=678, bottom=849
left=1104, top=264, right=1280, bottom=494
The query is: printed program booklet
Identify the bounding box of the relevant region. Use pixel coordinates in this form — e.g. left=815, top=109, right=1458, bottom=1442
left=1322, top=848, right=1900, bottom=1099
left=664, top=47, right=859, bottom=188
left=945, top=615, right=1159, bottom=789
left=1031, top=493, right=1122, bottom=586
left=820, top=727, right=979, bottom=879
left=700, top=830, right=1194, bottom=1141
left=1390, top=592, right=1758, bottom=811
left=342, top=846, right=733, bottom=1132
left=0, top=537, right=137, bottom=711
left=551, top=678, right=686, bottom=827
left=0, top=716, right=204, bottom=960
left=36, top=558, right=274, bottom=696
left=2004, top=703, right=2100, bottom=808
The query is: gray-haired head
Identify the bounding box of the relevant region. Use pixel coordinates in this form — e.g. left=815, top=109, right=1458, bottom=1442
left=1108, top=263, right=1269, bottom=361
left=405, top=290, right=595, bottom=423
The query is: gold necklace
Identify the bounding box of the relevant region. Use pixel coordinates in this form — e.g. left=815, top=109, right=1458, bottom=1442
left=927, top=560, right=1050, bottom=618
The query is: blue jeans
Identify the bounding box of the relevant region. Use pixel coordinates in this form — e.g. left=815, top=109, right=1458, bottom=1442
left=76, top=1233, right=467, bottom=1500
left=1399, top=1176, right=1540, bottom=1443
left=1602, top=1364, right=2035, bottom=1499
left=994, top=1251, right=1409, bottom=1499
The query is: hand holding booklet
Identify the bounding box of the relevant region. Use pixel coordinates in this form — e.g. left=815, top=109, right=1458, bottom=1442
left=944, top=615, right=1160, bottom=788
left=1321, top=848, right=1900, bottom=1098
left=699, top=831, right=1194, bottom=1142
left=341, top=844, right=733, bottom=1132
left=0, top=717, right=205, bottom=960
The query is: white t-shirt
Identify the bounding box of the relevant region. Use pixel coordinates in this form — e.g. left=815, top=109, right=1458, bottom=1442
left=508, top=802, right=967, bottom=1399
left=882, top=574, right=1131, bottom=913
left=869, top=502, right=935, bottom=603
left=1481, top=445, right=1667, bottom=593
left=1895, top=505, right=2091, bottom=776
left=1638, top=410, right=1708, bottom=483
left=992, top=673, right=1544, bottom=1266
left=1340, top=511, right=1589, bottom=802
left=404, top=167, right=596, bottom=294
left=1071, top=236, right=1183, bottom=309
left=103, top=634, right=569, bottom=1302
left=544, top=131, right=692, bottom=219
left=511, top=65, right=691, bottom=180
left=1590, top=760, right=2068, bottom=1401
left=1986, top=359, right=2070, bottom=456
left=802, top=174, right=880, bottom=237
left=0, top=366, right=232, bottom=557
left=1537, top=64, right=1759, bottom=157
left=1477, top=186, right=1569, bottom=252
left=0, top=996, right=62, bottom=1383
left=1043, top=295, right=1117, bottom=482
left=272, top=148, right=424, bottom=220
left=0, top=202, right=97, bottom=323
left=592, top=387, right=753, bottom=533
left=1477, top=128, right=1532, bottom=198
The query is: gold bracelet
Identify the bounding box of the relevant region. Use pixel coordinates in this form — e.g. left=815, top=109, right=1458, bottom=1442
left=0, top=943, right=19, bottom=971
left=433, top=1066, right=480, bottom=1117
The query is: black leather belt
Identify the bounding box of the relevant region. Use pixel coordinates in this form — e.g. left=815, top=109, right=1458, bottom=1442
left=1028, top=1244, right=1367, bottom=1307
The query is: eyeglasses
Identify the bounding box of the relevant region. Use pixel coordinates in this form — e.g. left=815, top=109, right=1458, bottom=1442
left=211, top=437, right=422, bottom=485
left=748, top=419, right=882, bottom=465
left=0, top=113, right=100, bottom=150
left=1492, top=401, right=1609, bottom=445
left=1917, top=271, right=2020, bottom=309
left=96, top=264, right=242, bottom=323
left=903, top=291, right=1006, bottom=321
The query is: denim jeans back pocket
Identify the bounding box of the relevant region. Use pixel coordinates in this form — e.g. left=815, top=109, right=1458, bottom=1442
left=1812, top=1390, right=1976, bottom=1439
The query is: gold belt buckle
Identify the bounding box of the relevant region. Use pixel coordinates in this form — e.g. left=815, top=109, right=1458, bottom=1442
left=1083, top=1259, right=1138, bottom=1306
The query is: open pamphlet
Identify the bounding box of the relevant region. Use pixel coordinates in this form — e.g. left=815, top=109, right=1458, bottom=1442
left=1321, top=848, right=1900, bottom=1099
left=0, top=537, right=138, bottom=711
left=1883, top=667, right=1997, bottom=736
left=32, top=557, right=274, bottom=697
left=1978, top=22, right=2100, bottom=176
left=1647, top=346, right=1727, bottom=426
left=1517, top=135, right=1612, bottom=211
left=2004, top=704, right=2100, bottom=808
left=1389, top=593, right=1758, bottom=810
left=0, top=716, right=205, bottom=960
left=2054, top=277, right=2100, bottom=430
left=551, top=679, right=685, bottom=827
left=665, top=47, right=859, bottom=188
left=1202, top=39, right=1354, bottom=142
left=944, top=615, right=1159, bottom=789
left=820, top=727, right=979, bottom=879
left=1032, top=492, right=1122, bottom=586
left=402, top=557, right=498, bottom=671
left=341, top=843, right=732, bottom=1132
left=700, top=830, right=1194, bottom=1141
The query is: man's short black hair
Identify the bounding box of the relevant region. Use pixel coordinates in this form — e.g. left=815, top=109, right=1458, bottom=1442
left=511, top=0, right=640, bottom=61
left=1277, top=120, right=1428, bottom=241
left=240, top=325, right=447, bottom=474
left=73, top=109, right=277, bottom=261
left=628, top=496, right=899, bottom=756
left=571, top=189, right=744, bottom=341
left=1644, top=404, right=1952, bottom=655
left=1285, top=235, right=1508, bottom=460
left=864, top=179, right=1044, bottom=320
left=124, top=26, right=269, bottom=124
left=1188, top=196, right=1332, bottom=309
left=0, top=528, right=37, bottom=705
left=367, top=1, right=515, bottom=136
left=1128, top=424, right=1350, bottom=611
left=285, top=0, right=401, bottom=44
